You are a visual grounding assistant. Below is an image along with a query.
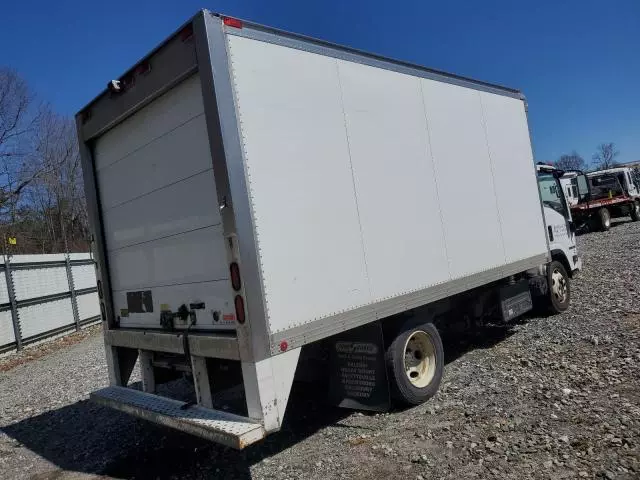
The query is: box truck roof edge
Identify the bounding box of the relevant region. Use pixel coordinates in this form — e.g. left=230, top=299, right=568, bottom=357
left=78, top=11, right=523, bottom=126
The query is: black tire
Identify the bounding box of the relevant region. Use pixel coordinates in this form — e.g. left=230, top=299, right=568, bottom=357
left=630, top=200, right=640, bottom=222
left=598, top=208, right=611, bottom=231
left=546, top=261, right=571, bottom=314
left=385, top=318, right=444, bottom=406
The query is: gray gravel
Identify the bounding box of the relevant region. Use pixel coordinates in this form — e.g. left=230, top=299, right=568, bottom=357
left=1, top=220, right=639, bottom=480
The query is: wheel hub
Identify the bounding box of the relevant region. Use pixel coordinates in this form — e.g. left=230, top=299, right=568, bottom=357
left=403, top=331, right=436, bottom=388
left=551, top=268, right=567, bottom=303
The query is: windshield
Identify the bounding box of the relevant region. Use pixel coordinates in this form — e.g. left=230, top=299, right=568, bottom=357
left=589, top=174, right=624, bottom=199
left=538, top=174, right=567, bottom=217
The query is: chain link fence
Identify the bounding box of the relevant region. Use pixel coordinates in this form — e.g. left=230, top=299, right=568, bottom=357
left=0, top=253, right=100, bottom=353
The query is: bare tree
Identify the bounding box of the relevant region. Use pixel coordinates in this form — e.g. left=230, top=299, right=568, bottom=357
left=592, top=143, right=620, bottom=170
left=0, top=68, right=31, bottom=153
left=0, top=68, right=89, bottom=254
left=554, top=151, right=585, bottom=171
left=0, top=68, right=41, bottom=208
left=12, top=108, right=88, bottom=253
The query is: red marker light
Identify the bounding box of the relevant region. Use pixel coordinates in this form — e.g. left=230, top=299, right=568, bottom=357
left=136, top=61, right=151, bottom=76
left=279, top=341, right=288, bottom=352
left=179, top=24, right=194, bottom=41
left=223, top=17, right=243, bottom=29
left=230, top=262, right=242, bottom=291
left=234, top=295, right=246, bottom=324
left=81, top=109, right=92, bottom=124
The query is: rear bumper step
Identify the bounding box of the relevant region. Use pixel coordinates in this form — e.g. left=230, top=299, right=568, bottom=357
left=91, top=386, right=265, bottom=449
left=104, top=329, right=241, bottom=361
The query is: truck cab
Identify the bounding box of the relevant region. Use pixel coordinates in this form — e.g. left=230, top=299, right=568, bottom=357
left=558, top=171, right=588, bottom=207
left=536, top=164, right=582, bottom=274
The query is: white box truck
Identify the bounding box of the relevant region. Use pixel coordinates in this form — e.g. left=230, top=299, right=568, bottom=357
left=77, top=11, right=581, bottom=449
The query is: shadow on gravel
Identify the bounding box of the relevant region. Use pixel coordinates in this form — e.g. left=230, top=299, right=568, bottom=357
left=441, top=324, right=516, bottom=365
left=610, top=218, right=634, bottom=228
left=576, top=217, right=632, bottom=235
left=1, top=325, right=518, bottom=479
left=1, top=382, right=348, bottom=480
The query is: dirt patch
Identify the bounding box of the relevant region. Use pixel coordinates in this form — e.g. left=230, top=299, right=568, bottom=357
left=0, top=324, right=102, bottom=373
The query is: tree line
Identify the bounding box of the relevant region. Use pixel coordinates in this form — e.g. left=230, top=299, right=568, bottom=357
left=553, top=142, right=630, bottom=172
left=0, top=67, right=89, bottom=254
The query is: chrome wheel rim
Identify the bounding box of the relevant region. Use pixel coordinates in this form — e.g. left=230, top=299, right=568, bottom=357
left=551, top=268, right=568, bottom=304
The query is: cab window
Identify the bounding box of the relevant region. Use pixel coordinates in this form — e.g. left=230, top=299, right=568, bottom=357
left=538, top=174, right=568, bottom=217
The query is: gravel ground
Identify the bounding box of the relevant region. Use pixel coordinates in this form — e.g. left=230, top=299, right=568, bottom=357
left=1, top=220, right=639, bottom=480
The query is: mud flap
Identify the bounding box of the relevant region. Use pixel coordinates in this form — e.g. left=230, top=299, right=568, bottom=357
left=328, top=322, right=390, bottom=412
left=500, top=281, right=533, bottom=322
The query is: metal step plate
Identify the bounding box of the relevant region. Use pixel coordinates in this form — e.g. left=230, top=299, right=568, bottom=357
left=91, top=386, right=265, bottom=449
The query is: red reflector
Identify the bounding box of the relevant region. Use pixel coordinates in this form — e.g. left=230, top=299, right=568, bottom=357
left=279, top=341, right=288, bottom=352
left=234, top=295, right=246, bottom=324
left=223, top=17, right=243, bottom=28
left=230, top=262, right=241, bottom=291
left=81, top=109, right=92, bottom=124
left=179, top=24, right=194, bottom=41
left=136, top=61, right=151, bottom=76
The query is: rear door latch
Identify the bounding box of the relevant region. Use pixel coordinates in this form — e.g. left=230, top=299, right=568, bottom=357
left=160, top=303, right=205, bottom=330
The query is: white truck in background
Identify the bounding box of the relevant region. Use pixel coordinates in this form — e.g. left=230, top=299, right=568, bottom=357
left=77, top=10, right=581, bottom=449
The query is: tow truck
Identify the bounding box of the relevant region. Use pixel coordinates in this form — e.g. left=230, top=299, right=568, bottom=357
left=571, top=167, right=640, bottom=231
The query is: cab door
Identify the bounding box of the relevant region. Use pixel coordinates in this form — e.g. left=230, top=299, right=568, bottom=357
left=538, top=173, right=581, bottom=272
left=626, top=170, right=640, bottom=197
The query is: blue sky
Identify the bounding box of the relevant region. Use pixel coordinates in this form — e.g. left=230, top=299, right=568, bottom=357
left=2, top=0, right=639, bottom=164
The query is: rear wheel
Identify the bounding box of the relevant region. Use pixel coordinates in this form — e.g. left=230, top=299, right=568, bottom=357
left=630, top=201, right=640, bottom=222
left=598, top=208, right=611, bottom=231
left=546, top=261, right=570, bottom=314
left=386, top=319, right=443, bottom=406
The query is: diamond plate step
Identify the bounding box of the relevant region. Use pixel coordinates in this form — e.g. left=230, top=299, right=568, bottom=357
left=91, top=386, right=265, bottom=449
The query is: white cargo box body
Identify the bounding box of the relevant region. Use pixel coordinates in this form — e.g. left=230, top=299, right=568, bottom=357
left=79, top=11, right=547, bottom=349
left=229, top=37, right=548, bottom=346
left=78, top=11, right=549, bottom=447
